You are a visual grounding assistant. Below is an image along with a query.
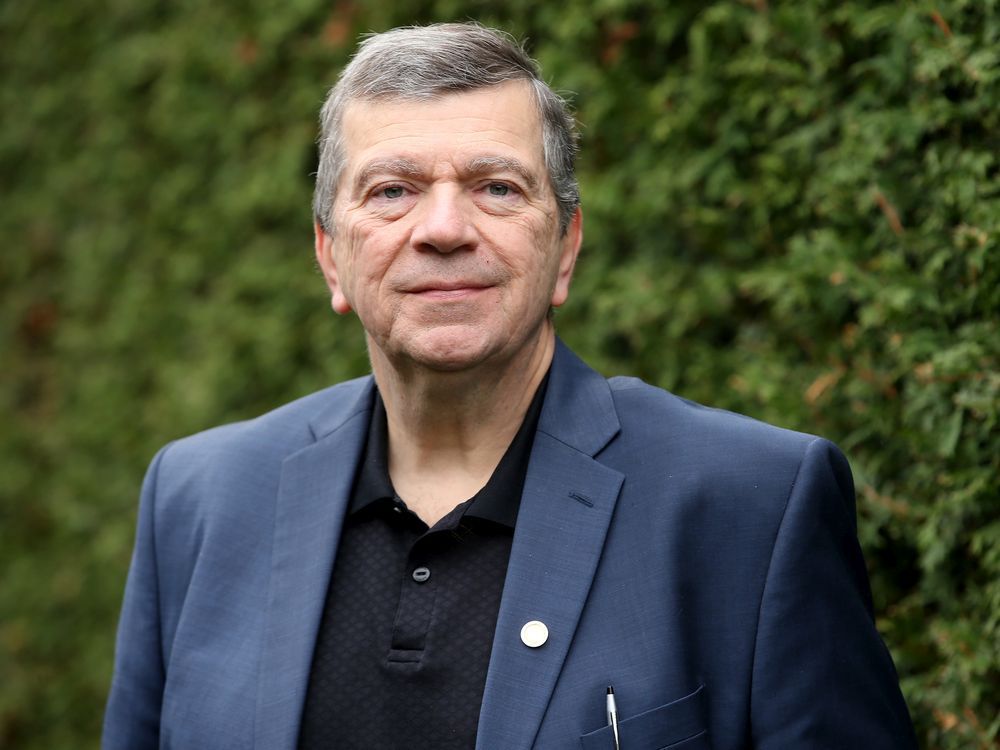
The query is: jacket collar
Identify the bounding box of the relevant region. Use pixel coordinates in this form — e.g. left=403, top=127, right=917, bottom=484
left=305, top=337, right=620, bottom=453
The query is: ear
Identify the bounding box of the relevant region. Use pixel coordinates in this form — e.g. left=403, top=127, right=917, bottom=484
left=314, top=221, right=353, bottom=314
left=550, top=207, right=583, bottom=308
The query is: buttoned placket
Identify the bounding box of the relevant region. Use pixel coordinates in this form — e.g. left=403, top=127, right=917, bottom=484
left=383, top=499, right=462, bottom=667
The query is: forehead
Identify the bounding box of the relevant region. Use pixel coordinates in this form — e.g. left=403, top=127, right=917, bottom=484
left=339, top=81, right=545, bottom=180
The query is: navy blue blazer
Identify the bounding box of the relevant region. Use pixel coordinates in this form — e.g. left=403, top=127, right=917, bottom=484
left=103, top=340, right=916, bottom=749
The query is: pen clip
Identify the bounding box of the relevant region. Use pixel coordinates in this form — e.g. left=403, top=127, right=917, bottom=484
left=606, top=685, right=621, bottom=750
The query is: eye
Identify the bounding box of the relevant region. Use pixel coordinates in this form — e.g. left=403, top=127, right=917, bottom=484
left=487, top=183, right=511, bottom=197
left=381, top=185, right=406, bottom=199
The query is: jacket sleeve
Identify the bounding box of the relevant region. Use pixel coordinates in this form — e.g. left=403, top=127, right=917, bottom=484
left=750, top=438, right=917, bottom=748
left=102, top=444, right=172, bottom=750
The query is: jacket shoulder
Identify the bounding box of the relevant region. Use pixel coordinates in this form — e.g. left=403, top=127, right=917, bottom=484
left=602, top=375, right=852, bottom=511
left=159, top=375, right=372, bottom=473
left=144, top=375, right=373, bottom=539
left=606, top=375, right=823, bottom=459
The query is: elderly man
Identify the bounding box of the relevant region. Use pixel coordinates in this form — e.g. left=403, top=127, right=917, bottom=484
left=103, top=23, right=916, bottom=750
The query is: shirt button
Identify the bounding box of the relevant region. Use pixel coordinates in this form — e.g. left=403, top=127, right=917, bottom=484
left=411, top=566, right=431, bottom=583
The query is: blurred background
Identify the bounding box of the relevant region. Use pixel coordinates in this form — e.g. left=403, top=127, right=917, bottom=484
left=1, top=1, right=997, bottom=747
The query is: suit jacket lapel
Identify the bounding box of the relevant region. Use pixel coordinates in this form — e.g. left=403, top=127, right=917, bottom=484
left=253, top=379, right=374, bottom=750
left=477, top=341, right=624, bottom=749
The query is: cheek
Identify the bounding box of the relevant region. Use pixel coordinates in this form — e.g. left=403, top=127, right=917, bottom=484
left=339, top=219, right=380, bottom=271
left=337, top=221, right=404, bottom=304
left=485, top=219, right=557, bottom=269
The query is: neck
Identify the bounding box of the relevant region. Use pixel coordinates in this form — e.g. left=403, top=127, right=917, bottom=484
left=369, top=326, right=555, bottom=524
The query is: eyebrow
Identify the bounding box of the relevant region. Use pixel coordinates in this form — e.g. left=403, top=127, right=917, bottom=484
left=353, top=158, right=424, bottom=193
left=464, top=156, right=539, bottom=190
left=351, top=155, right=540, bottom=194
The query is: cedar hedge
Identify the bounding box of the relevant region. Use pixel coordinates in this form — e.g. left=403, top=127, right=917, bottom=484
left=1, top=1, right=996, bottom=747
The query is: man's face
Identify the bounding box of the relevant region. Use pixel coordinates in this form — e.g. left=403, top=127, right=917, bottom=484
left=315, top=81, right=582, bottom=374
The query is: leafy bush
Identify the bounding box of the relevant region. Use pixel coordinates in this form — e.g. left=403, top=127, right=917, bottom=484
left=2, top=1, right=996, bottom=747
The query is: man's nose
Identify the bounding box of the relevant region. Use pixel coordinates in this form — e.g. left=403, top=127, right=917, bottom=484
left=410, top=185, right=478, bottom=253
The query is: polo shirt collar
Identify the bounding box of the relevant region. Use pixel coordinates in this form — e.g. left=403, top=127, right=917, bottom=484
left=349, top=372, right=550, bottom=529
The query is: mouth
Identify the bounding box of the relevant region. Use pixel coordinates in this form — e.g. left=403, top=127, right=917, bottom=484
left=407, top=281, right=493, bottom=298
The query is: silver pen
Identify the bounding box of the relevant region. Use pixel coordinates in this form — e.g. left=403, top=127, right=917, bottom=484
left=606, top=685, right=621, bottom=749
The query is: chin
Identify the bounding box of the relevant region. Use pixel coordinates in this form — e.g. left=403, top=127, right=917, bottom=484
left=398, top=327, right=498, bottom=373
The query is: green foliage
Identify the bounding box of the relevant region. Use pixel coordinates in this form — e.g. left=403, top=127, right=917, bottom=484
left=2, top=1, right=996, bottom=747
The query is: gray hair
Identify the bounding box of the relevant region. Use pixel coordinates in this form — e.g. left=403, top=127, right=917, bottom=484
left=313, top=23, right=580, bottom=234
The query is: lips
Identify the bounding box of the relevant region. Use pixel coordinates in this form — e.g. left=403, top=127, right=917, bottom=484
left=406, top=280, right=492, bottom=293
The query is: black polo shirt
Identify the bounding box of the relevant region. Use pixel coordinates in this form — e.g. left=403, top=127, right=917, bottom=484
left=297, top=376, right=548, bottom=750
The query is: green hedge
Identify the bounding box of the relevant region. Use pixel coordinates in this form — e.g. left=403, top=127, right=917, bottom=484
left=2, top=1, right=996, bottom=747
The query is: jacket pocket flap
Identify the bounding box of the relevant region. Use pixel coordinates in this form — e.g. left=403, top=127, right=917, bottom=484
left=580, top=684, right=707, bottom=750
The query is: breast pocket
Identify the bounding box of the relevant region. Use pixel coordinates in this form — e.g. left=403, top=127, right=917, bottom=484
left=579, top=685, right=708, bottom=750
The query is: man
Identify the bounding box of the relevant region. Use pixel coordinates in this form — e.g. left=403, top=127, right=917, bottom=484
left=103, top=22, right=916, bottom=749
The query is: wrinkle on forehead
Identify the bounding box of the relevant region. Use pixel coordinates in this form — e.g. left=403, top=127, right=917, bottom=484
left=334, top=82, right=555, bottom=221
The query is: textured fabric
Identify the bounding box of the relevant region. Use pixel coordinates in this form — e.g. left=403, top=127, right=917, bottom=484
left=298, top=381, right=546, bottom=750
left=103, top=339, right=917, bottom=750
